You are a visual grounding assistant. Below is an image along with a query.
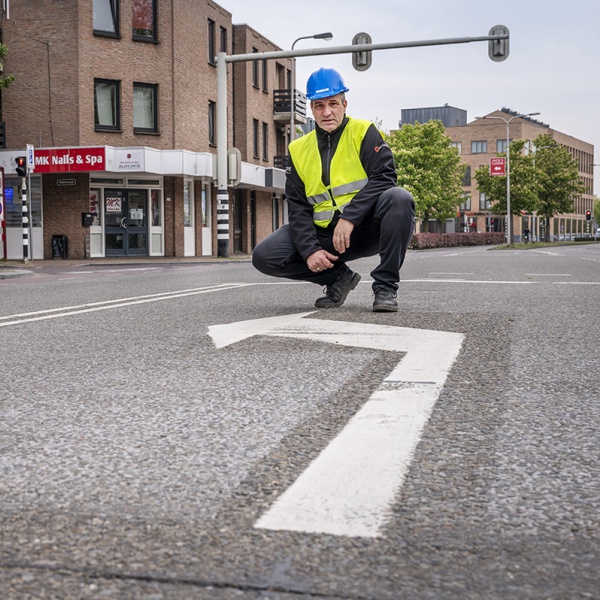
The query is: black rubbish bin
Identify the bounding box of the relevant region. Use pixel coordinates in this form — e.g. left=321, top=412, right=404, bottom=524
left=51, top=235, right=68, bottom=259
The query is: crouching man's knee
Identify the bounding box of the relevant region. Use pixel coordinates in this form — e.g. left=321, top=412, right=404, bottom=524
left=377, top=186, right=415, bottom=219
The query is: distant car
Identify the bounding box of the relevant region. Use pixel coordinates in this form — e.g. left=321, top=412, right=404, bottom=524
left=596, top=228, right=600, bottom=241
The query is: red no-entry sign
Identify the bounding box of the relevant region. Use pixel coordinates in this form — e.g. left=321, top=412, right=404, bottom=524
left=490, top=157, right=506, bottom=176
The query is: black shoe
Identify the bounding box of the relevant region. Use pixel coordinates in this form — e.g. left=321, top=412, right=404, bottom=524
left=314, top=268, right=361, bottom=308
left=372, top=287, right=398, bottom=312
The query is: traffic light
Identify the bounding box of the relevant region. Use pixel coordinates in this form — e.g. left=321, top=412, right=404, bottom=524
left=352, top=32, right=372, bottom=72
left=488, top=25, right=510, bottom=62
left=15, top=156, right=27, bottom=177
left=585, top=209, right=592, bottom=222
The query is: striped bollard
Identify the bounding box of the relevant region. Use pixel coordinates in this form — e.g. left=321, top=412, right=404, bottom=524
left=21, top=178, right=29, bottom=262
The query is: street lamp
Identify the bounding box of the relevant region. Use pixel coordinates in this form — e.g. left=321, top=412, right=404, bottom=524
left=289, top=32, right=333, bottom=143
left=476, top=111, right=540, bottom=244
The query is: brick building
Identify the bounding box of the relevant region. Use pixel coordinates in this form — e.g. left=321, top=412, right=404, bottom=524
left=0, top=0, right=296, bottom=259
left=401, top=105, right=595, bottom=241
left=446, top=108, right=595, bottom=241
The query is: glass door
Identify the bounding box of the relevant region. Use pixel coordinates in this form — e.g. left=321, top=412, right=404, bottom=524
left=104, top=189, right=148, bottom=256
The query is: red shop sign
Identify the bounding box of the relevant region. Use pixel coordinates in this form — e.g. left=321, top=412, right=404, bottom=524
left=33, top=148, right=106, bottom=173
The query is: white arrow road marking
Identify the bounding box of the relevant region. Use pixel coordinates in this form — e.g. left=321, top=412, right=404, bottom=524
left=208, top=312, right=464, bottom=538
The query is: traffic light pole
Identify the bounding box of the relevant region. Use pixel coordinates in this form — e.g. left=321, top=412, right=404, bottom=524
left=216, top=27, right=509, bottom=257
left=21, top=177, right=29, bottom=262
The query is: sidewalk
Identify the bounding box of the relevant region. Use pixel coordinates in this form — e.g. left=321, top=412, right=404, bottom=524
left=0, top=254, right=253, bottom=279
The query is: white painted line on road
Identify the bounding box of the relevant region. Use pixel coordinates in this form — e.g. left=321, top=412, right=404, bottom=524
left=0, top=283, right=249, bottom=328
left=404, top=279, right=534, bottom=284
left=209, top=312, right=464, bottom=538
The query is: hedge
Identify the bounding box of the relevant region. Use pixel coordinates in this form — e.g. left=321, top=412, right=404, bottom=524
left=409, top=232, right=505, bottom=249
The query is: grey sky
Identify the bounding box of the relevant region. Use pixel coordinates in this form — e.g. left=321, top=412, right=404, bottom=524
left=220, top=0, right=599, bottom=194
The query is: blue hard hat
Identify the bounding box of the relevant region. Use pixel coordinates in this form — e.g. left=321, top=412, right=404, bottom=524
left=306, top=67, right=349, bottom=101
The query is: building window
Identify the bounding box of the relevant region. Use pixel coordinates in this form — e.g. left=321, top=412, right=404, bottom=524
left=497, top=139, right=510, bottom=153
left=132, top=0, right=157, bottom=41
left=459, top=194, right=471, bottom=211
left=252, top=48, right=259, bottom=88
left=133, top=83, right=158, bottom=133
left=451, top=141, right=462, bottom=154
left=94, top=79, right=121, bottom=131
left=253, top=119, right=259, bottom=158
left=262, top=58, right=268, bottom=92
left=480, top=192, right=491, bottom=210
left=462, top=165, right=471, bottom=186
left=262, top=122, right=268, bottom=160
left=208, top=19, right=216, bottom=65
left=93, top=0, right=119, bottom=37
left=471, top=140, right=487, bottom=154
left=220, top=26, right=227, bottom=53
left=208, top=100, right=216, bottom=145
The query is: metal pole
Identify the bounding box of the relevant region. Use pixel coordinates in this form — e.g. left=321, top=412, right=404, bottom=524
left=289, top=33, right=332, bottom=144
left=506, top=120, right=511, bottom=245
left=477, top=111, right=539, bottom=245
left=216, top=51, right=229, bottom=257
left=217, top=29, right=509, bottom=256
left=21, top=177, right=29, bottom=262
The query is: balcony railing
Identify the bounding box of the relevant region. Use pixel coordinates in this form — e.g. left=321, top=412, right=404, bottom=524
left=273, top=89, right=307, bottom=124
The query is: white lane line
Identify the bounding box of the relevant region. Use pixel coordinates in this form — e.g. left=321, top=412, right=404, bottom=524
left=0, top=284, right=249, bottom=328
left=209, top=313, right=464, bottom=538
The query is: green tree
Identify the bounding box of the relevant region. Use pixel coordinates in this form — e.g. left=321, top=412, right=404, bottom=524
left=594, top=195, right=600, bottom=227
left=0, top=43, right=15, bottom=90
left=474, top=139, right=537, bottom=242
left=386, top=120, right=465, bottom=232
left=533, top=133, right=585, bottom=241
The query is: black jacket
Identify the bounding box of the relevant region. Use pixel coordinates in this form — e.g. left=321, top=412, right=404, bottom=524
left=286, top=115, right=397, bottom=260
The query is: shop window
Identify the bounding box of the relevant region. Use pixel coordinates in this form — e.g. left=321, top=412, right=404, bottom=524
left=132, top=0, right=157, bottom=41
left=94, top=79, right=121, bottom=131
left=93, top=0, right=119, bottom=37
left=151, top=189, right=162, bottom=226
left=133, top=83, right=158, bottom=133
left=90, top=189, right=101, bottom=226
left=183, top=181, right=192, bottom=227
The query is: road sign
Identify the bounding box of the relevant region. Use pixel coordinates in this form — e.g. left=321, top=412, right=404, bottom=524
left=209, top=312, right=464, bottom=537
left=490, top=157, right=506, bottom=176
left=26, top=144, right=35, bottom=172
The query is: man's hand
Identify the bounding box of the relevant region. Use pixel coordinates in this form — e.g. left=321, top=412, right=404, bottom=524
left=307, top=249, right=338, bottom=273
left=333, top=218, right=355, bottom=254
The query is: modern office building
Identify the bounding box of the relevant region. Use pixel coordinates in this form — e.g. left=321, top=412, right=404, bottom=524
left=0, top=0, right=299, bottom=260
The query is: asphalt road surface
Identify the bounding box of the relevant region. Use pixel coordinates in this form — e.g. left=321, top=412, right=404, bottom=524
left=1, top=244, right=599, bottom=599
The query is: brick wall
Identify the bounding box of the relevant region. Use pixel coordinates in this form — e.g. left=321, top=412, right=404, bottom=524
left=42, top=174, right=90, bottom=259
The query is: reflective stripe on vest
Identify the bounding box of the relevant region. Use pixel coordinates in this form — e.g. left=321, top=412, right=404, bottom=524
left=289, top=117, right=372, bottom=228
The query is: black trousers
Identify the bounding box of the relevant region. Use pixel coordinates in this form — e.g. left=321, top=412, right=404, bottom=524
left=252, top=187, right=415, bottom=292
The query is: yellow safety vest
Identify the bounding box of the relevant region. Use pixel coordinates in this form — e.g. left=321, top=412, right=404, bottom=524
left=289, top=117, right=371, bottom=228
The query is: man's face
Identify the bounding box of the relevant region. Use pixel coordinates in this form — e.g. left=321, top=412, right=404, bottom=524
left=311, top=94, right=347, bottom=133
